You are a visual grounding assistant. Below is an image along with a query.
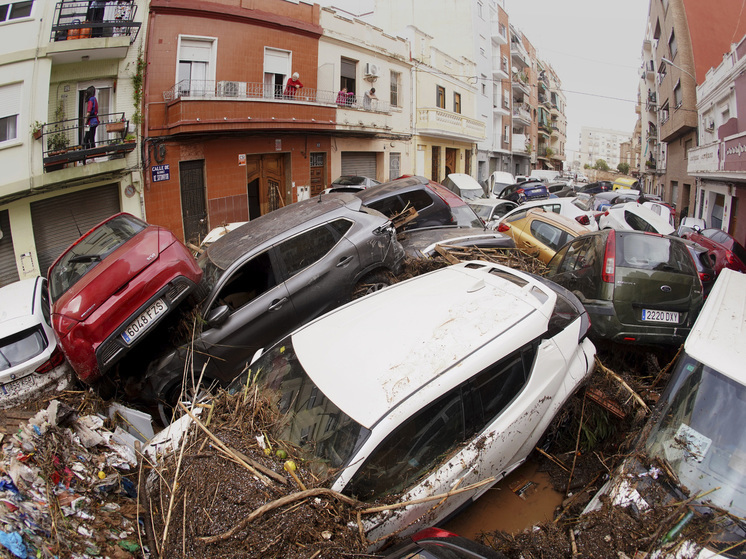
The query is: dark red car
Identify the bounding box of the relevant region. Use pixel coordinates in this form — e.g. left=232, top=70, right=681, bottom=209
left=682, top=228, right=746, bottom=274
left=48, top=213, right=202, bottom=384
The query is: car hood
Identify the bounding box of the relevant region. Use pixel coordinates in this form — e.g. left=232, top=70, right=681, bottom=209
left=397, top=227, right=516, bottom=256
left=52, top=227, right=167, bottom=322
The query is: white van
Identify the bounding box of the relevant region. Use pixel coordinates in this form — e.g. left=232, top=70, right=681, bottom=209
left=584, top=268, right=746, bottom=556
left=528, top=170, right=560, bottom=183
left=486, top=171, right=516, bottom=198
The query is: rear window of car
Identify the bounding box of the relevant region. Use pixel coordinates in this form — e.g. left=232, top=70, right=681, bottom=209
left=0, top=326, right=47, bottom=371
left=49, top=214, right=147, bottom=302
left=450, top=205, right=484, bottom=228
left=617, top=234, right=696, bottom=275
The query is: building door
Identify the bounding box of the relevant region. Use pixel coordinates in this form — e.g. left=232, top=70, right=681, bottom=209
left=246, top=154, right=287, bottom=218
left=180, top=160, right=208, bottom=245
left=341, top=152, right=376, bottom=178
left=431, top=146, right=440, bottom=182
left=445, top=148, right=458, bottom=179
left=31, top=184, right=120, bottom=276
left=310, top=153, right=326, bottom=196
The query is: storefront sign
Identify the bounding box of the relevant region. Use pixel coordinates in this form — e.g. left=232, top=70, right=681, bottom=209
left=724, top=132, right=746, bottom=172
left=687, top=143, right=720, bottom=173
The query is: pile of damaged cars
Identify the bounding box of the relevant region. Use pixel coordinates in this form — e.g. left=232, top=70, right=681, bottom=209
left=148, top=259, right=596, bottom=549
left=582, top=268, right=746, bottom=557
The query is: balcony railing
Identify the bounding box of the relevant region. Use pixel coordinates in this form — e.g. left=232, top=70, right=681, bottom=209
left=38, top=112, right=135, bottom=172
left=51, top=1, right=141, bottom=44
left=163, top=80, right=391, bottom=113
left=417, top=108, right=485, bottom=141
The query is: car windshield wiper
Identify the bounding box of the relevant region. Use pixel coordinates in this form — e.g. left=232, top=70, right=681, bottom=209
left=68, top=254, right=101, bottom=264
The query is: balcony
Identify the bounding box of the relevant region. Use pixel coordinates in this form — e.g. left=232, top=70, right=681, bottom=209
left=538, top=94, right=551, bottom=109
left=491, top=56, right=509, bottom=80
left=38, top=112, right=135, bottom=172
left=491, top=22, right=508, bottom=45
left=510, top=38, right=530, bottom=69
left=156, top=81, right=392, bottom=135
left=512, top=105, right=531, bottom=125
left=416, top=108, right=485, bottom=142
left=511, top=75, right=530, bottom=96
left=512, top=133, right=528, bottom=153
left=48, top=1, right=140, bottom=63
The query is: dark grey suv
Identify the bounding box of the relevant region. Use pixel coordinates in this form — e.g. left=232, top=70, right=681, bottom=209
left=145, top=193, right=404, bottom=421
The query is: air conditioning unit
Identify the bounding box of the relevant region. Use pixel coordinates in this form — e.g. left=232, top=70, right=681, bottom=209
left=364, top=63, right=380, bottom=77
left=705, top=117, right=715, bottom=131
left=217, top=81, right=245, bottom=97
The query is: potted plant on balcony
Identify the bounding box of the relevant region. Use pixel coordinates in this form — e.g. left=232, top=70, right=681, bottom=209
left=31, top=121, right=43, bottom=140
left=545, top=147, right=554, bottom=157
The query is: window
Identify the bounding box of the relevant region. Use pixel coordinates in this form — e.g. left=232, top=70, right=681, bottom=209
left=668, top=30, right=678, bottom=59
left=215, top=251, right=278, bottom=312
left=0, top=1, right=33, bottom=22
left=390, top=71, right=401, bottom=107
left=279, top=220, right=352, bottom=277
left=263, top=47, right=291, bottom=98
left=530, top=220, right=572, bottom=252
left=178, top=37, right=216, bottom=97
left=685, top=139, right=692, bottom=159
left=453, top=92, right=461, bottom=114
left=502, top=55, right=509, bottom=74
left=0, top=82, right=20, bottom=143
left=436, top=86, right=446, bottom=109
left=340, top=58, right=357, bottom=98
left=389, top=152, right=400, bottom=181
left=673, top=80, right=682, bottom=108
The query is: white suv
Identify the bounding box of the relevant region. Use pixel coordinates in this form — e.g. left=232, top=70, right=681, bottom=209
left=228, top=261, right=596, bottom=547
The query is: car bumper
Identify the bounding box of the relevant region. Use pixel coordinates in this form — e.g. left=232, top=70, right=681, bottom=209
left=0, top=363, right=73, bottom=409
left=587, top=305, right=690, bottom=346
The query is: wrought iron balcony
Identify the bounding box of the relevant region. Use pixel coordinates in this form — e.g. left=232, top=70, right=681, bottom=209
left=38, top=112, right=135, bottom=172
left=51, top=1, right=141, bottom=44
left=163, top=80, right=391, bottom=113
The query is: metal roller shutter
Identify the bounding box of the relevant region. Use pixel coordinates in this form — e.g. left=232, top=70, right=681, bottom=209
left=31, top=184, right=120, bottom=277
left=341, top=152, right=377, bottom=179
left=0, top=210, right=19, bottom=287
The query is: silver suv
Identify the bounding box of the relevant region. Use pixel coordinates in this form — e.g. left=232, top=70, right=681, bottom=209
left=145, top=193, right=404, bottom=421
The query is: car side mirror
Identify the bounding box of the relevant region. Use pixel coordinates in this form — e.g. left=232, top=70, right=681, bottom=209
left=205, top=305, right=230, bottom=328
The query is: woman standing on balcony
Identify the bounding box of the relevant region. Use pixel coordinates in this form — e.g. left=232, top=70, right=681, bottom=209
left=283, top=72, right=303, bottom=98
left=83, top=86, right=99, bottom=151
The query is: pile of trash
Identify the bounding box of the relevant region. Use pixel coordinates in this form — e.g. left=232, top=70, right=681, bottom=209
left=0, top=398, right=149, bottom=558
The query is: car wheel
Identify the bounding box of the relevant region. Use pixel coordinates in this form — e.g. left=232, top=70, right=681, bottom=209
left=352, top=270, right=394, bottom=300
left=157, top=378, right=216, bottom=426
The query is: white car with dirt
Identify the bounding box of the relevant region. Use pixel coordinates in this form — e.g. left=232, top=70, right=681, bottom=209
left=221, top=261, right=596, bottom=547
left=0, top=277, right=72, bottom=408
left=598, top=202, right=675, bottom=235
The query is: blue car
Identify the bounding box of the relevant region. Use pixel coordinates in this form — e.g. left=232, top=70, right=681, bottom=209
left=496, top=180, right=549, bottom=204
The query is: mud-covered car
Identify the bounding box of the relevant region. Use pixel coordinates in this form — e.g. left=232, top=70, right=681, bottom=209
left=225, top=261, right=595, bottom=546
left=0, top=277, right=72, bottom=408
left=146, top=193, right=404, bottom=421
left=48, top=213, right=203, bottom=384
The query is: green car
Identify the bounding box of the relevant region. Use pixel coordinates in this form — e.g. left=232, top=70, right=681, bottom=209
left=546, top=229, right=704, bottom=346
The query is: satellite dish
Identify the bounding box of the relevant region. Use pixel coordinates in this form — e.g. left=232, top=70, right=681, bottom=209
left=512, top=66, right=518, bottom=74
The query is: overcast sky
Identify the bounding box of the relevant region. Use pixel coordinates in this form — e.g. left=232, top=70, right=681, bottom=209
left=323, top=0, right=652, bottom=156
left=505, top=0, right=651, bottom=156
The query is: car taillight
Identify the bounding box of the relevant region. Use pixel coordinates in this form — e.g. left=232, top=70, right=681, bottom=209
left=411, top=527, right=458, bottom=542
left=602, top=230, right=616, bottom=283
left=700, top=272, right=712, bottom=283
left=575, top=215, right=590, bottom=225
left=516, top=188, right=525, bottom=195
left=497, top=223, right=510, bottom=233
left=35, top=346, right=66, bottom=374
left=53, top=314, right=79, bottom=337
left=726, top=250, right=739, bottom=267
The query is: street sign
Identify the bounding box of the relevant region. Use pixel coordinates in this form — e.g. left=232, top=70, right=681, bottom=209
left=152, top=164, right=170, bottom=182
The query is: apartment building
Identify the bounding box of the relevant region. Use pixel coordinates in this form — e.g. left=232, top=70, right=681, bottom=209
left=639, top=0, right=746, bottom=217
left=577, top=126, right=630, bottom=170
left=0, top=0, right=144, bottom=285
left=687, top=36, right=746, bottom=242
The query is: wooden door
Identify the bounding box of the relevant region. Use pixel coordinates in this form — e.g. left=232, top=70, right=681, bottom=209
left=246, top=154, right=287, bottom=218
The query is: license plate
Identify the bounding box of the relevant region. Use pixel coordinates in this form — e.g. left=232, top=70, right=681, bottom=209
left=641, top=309, right=679, bottom=323
left=121, top=299, right=166, bottom=344
left=0, top=374, right=38, bottom=399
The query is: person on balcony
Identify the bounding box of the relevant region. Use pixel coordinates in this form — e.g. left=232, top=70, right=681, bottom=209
left=83, top=86, right=99, bottom=152
left=87, top=0, right=108, bottom=38
left=363, top=87, right=377, bottom=110
left=283, top=73, right=303, bottom=98
left=336, top=87, right=352, bottom=106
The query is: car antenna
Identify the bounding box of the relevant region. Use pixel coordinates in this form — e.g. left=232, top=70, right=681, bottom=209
left=70, top=209, right=83, bottom=236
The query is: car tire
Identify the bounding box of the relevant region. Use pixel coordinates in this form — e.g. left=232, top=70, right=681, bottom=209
left=352, top=270, right=394, bottom=300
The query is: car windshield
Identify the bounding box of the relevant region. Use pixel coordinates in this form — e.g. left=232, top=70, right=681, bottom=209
left=0, top=326, right=46, bottom=371
left=459, top=188, right=484, bottom=201
left=228, top=339, right=370, bottom=478
left=451, top=205, right=485, bottom=228
left=49, top=214, right=147, bottom=302
left=644, top=353, right=746, bottom=518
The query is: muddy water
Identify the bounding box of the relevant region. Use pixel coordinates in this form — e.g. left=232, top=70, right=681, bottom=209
left=444, top=458, right=564, bottom=538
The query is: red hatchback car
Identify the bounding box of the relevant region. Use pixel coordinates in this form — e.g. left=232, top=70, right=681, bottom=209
left=682, top=228, right=746, bottom=274
left=48, top=213, right=202, bottom=384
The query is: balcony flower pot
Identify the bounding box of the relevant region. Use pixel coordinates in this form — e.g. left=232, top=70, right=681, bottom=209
left=106, top=121, right=126, bottom=134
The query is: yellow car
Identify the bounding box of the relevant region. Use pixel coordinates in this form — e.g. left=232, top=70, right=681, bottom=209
left=496, top=208, right=591, bottom=263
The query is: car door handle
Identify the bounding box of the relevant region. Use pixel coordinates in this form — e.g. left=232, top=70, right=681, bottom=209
left=336, top=255, right=354, bottom=267
left=268, top=297, right=288, bottom=311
